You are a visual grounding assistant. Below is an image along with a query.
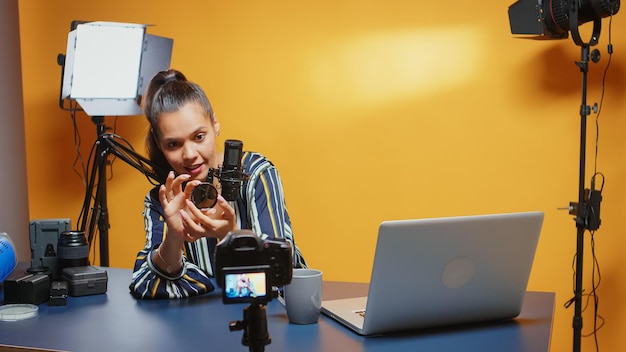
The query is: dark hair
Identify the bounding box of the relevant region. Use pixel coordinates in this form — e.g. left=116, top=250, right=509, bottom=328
left=143, top=69, right=215, bottom=182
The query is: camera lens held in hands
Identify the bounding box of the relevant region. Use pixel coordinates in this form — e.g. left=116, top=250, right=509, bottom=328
left=190, top=182, right=219, bottom=209
left=57, top=231, right=89, bottom=271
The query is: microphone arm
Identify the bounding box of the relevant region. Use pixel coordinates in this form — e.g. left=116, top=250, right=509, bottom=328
left=100, top=133, right=167, bottom=185
left=102, top=135, right=250, bottom=191
left=101, top=135, right=251, bottom=210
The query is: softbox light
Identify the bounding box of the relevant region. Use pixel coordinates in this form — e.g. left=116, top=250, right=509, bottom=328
left=61, top=21, right=173, bottom=116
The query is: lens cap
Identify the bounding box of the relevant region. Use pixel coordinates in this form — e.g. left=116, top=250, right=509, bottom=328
left=0, top=304, right=39, bottom=321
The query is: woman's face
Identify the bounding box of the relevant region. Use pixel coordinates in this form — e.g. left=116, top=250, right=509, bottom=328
left=156, top=101, right=220, bottom=181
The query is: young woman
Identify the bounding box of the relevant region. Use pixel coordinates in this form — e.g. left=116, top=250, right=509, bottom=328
left=129, top=69, right=307, bottom=299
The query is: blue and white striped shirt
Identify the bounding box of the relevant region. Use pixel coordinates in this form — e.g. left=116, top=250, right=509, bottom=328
left=129, top=152, right=307, bottom=299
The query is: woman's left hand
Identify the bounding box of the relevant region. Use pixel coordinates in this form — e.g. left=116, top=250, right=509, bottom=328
left=179, top=195, right=238, bottom=241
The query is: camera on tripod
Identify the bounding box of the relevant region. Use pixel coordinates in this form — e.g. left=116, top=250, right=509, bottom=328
left=215, top=230, right=293, bottom=305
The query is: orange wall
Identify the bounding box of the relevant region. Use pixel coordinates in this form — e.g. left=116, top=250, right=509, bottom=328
left=17, top=1, right=626, bottom=351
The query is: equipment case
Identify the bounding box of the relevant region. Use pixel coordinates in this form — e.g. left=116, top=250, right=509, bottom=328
left=61, top=266, right=108, bottom=296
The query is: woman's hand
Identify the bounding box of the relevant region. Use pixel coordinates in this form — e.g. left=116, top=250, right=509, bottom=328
left=180, top=195, right=238, bottom=241
left=158, top=171, right=200, bottom=242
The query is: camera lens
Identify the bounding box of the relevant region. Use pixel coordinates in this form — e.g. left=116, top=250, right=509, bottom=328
left=57, top=231, right=89, bottom=271
left=190, top=182, right=218, bottom=209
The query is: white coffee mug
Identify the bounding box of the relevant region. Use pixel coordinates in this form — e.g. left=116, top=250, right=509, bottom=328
left=283, top=268, right=323, bottom=324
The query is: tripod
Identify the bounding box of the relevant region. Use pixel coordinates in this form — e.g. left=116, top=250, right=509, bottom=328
left=78, top=116, right=163, bottom=266
left=229, top=303, right=272, bottom=352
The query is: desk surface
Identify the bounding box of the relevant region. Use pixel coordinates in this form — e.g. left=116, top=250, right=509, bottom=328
left=0, top=267, right=554, bottom=352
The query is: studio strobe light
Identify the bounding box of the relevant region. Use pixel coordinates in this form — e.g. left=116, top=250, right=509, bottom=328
left=509, top=0, right=620, bottom=42
left=508, top=1, right=619, bottom=351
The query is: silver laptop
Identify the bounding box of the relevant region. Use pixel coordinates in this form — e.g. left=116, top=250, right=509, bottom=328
left=321, top=211, right=544, bottom=336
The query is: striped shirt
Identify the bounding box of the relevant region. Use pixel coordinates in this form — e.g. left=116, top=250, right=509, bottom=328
left=129, top=152, right=307, bottom=299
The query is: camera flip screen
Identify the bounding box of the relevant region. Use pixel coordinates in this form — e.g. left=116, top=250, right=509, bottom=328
left=215, top=230, right=293, bottom=305
left=223, top=270, right=268, bottom=304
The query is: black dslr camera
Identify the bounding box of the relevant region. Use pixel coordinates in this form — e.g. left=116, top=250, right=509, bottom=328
left=215, top=230, right=293, bottom=304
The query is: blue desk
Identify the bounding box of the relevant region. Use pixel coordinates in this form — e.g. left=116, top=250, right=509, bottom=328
left=0, top=267, right=554, bottom=352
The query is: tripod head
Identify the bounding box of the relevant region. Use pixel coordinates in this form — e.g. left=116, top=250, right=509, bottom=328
left=229, top=303, right=271, bottom=352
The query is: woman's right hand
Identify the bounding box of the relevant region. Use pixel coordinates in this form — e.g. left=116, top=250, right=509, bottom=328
left=158, top=171, right=200, bottom=242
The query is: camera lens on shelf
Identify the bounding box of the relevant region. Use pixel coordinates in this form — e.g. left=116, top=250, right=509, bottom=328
left=57, top=231, right=89, bottom=272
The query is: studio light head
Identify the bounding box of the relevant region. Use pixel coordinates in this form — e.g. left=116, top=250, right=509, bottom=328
left=508, top=0, right=620, bottom=42
left=60, top=21, right=173, bottom=116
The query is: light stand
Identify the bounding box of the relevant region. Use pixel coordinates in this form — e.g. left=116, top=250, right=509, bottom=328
left=565, top=8, right=606, bottom=352
left=79, top=116, right=110, bottom=266
left=58, top=21, right=173, bottom=266
left=571, top=44, right=594, bottom=352
left=508, top=2, right=616, bottom=350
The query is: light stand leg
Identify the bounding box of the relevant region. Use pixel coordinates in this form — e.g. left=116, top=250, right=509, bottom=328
left=79, top=116, right=111, bottom=267
left=96, top=121, right=110, bottom=267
